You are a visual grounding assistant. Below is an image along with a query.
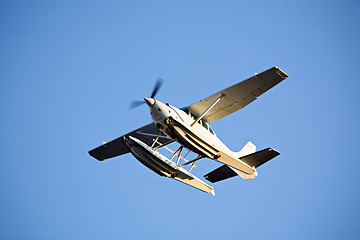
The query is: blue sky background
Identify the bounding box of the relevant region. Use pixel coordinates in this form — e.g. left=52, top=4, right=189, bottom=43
left=1, top=0, right=360, bottom=239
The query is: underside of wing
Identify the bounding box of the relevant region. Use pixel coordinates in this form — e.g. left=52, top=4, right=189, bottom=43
left=88, top=123, right=172, bottom=161
left=188, top=66, right=288, bottom=123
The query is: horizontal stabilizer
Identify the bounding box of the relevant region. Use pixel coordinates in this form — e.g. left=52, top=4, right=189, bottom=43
left=204, top=148, right=280, bottom=183
left=204, top=164, right=238, bottom=183
left=240, top=148, right=280, bottom=168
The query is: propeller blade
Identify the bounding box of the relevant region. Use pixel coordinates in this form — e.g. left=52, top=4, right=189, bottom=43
left=150, top=78, right=164, bottom=98
left=129, top=78, right=164, bottom=110
left=130, top=100, right=145, bottom=109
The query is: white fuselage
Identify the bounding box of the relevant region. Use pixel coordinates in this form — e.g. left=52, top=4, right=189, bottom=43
left=145, top=98, right=236, bottom=159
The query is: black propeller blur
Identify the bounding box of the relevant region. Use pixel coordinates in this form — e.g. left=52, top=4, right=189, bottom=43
left=130, top=78, right=164, bottom=109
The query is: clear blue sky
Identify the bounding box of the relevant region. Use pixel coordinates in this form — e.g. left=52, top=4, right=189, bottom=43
left=1, top=0, right=359, bottom=239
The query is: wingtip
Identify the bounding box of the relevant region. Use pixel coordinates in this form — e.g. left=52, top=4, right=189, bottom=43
left=211, top=189, right=215, bottom=196
left=275, top=66, right=289, bottom=79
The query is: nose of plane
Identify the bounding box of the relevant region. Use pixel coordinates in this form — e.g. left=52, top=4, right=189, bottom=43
left=144, top=97, right=155, bottom=106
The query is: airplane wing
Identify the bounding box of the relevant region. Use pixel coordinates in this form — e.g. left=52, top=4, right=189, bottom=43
left=188, top=66, right=288, bottom=123
left=88, top=123, right=172, bottom=161
left=204, top=148, right=280, bottom=183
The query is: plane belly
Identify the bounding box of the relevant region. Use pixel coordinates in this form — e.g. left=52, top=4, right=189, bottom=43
left=164, top=118, right=256, bottom=174
left=165, top=117, right=218, bottom=158
left=164, top=117, right=230, bottom=157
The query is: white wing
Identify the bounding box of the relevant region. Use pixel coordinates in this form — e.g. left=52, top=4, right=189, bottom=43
left=188, top=66, right=288, bottom=123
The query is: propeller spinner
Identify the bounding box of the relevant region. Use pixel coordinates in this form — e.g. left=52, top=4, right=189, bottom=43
left=130, top=78, right=164, bottom=109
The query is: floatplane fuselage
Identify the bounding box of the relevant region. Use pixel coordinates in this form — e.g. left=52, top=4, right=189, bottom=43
left=144, top=97, right=258, bottom=177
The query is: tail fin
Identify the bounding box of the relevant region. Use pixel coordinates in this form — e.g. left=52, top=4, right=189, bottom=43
left=235, top=141, right=256, bottom=158
left=232, top=141, right=258, bottom=180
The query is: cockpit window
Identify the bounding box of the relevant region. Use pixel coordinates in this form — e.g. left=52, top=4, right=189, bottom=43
left=180, top=107, right=189, bottom=115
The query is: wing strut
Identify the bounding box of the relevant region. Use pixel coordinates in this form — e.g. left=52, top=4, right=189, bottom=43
left=152, top=139, right=177, bottom=150
left=190, top=94, right=224, bottom=126
left=169, top=146, right=182, bottom=162
left=188, top=160, right=197, bottom=172
left=179, top=155, right=203, bottom=168
left=150, top=131, right=162, bottom=148
left=176, top=146, right=184, bottom=165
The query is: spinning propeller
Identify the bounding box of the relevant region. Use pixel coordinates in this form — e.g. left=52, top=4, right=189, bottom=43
left=130, top=78, right=164, bottom=109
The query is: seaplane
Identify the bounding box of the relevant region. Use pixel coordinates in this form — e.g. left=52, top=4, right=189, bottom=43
left=89, top=66, right=289, bottom=196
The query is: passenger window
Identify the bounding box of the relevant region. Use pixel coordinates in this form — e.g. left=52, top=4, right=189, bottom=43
left=209, top=127, right=214, bottom=135
left=202, top=121, right=208, bottom=130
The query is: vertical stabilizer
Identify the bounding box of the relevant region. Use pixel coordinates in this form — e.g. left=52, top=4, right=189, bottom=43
left=236, top=141, right=256, bottom=158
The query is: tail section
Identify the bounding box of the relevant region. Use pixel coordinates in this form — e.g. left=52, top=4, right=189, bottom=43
left=204, top=142, right=280, bottom=183
left=235, top=141, right=256, bottom=158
